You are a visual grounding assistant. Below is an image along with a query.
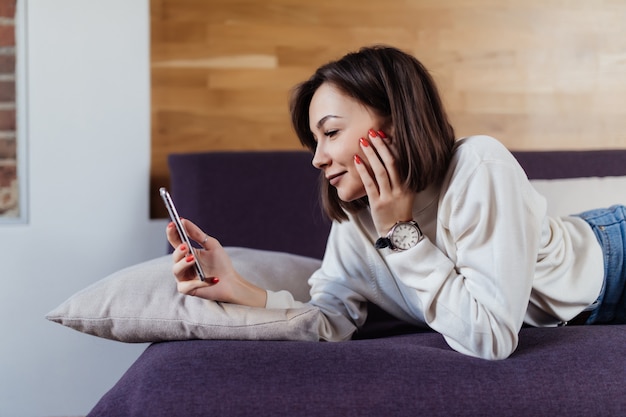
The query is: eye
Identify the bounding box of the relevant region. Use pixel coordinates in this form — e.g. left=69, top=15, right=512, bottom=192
left=324, top=129, right=339, bottom=138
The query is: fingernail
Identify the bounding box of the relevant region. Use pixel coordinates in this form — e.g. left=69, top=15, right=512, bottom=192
left=368, top=129, right=377, bottom=138
left=354, top=154, right=362, bottom=164
left=185, top=254, right=194, bottom=263
left=180, top=244, right=187, bottom=252
left=211, top=277, right=220, bottom=284
left=378, top=130, right=387, bottom=139
left=359, top=137, right=369, bottom=147
left=167, top=222, right=175, bottom=229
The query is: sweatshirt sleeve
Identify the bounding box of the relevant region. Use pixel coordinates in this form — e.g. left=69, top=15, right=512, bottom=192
left=385, top=157, right=544, bottom=360
left=265, top=289, right=308, bottom=309
left=264, top=221, right=370, bottom=342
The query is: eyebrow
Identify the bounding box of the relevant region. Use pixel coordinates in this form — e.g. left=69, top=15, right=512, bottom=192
left=315, top=115, right=342, bottom=129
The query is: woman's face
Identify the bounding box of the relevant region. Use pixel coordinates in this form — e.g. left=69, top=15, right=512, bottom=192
left=309, top=83, right=387, bottom=202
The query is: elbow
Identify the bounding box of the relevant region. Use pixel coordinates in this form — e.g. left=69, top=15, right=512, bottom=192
left=446, top=331, right=519, bottom=360
left=480, top=346, right=516, bottom=361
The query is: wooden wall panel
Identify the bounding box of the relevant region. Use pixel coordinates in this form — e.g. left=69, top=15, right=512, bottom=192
left=150, top=0, right=626, bottom=217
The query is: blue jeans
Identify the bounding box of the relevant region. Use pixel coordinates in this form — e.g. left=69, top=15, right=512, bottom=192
left=576, top=205, right=626, bottom=324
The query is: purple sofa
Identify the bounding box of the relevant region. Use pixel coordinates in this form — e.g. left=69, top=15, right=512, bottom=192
left=88, top=149, right=626, bottom=416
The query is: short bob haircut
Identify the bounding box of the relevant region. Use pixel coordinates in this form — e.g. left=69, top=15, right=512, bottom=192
left=289, top=45, right=456, bottom=222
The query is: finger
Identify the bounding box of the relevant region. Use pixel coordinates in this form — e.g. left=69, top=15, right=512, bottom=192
left=172, top=242, right=189, bottom=263
left=359, top=133, right=392, bottom=193
left=166, top=221, right=183, bottom=248
left=180, top=219, right=218, bottom=249
left=172, top=253, right=202, bottom=281
left=177, top=278, right=211, bottom=296
left=354, top=153, right=380, bottom=199
left=368, top=130, right=401, bottom=187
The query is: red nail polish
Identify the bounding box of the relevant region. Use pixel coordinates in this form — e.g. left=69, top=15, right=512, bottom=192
left=167, top=222, right=175, bottom=229
left=185, top=254, right=194, bottom=263
left=211, top=277, right=220, bottom=284
left=378, top=130, right=387, bottom=139
left=354, top=154, right=362, bottom=164
left=359, top=137, right=369, bottom=147
left=368, top=129, right=377, bottom=138
left=180, top=244, right=187, bottom=252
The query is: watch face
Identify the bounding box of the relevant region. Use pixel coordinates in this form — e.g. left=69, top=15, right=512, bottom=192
left=391, top=223, right=421, bottom=250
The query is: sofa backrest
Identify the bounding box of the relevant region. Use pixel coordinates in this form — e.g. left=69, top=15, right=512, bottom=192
left=168, top=151, right=331, bottom=259
left=168, top=149, right=626, bottom=259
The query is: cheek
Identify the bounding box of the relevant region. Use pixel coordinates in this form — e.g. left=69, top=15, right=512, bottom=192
left=341, top=133, right=364, bottom=156
left=348, top=171, right=367, bottom=197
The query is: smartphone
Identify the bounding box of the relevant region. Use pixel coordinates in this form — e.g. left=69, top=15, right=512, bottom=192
left=159, top=187, right=206, bottom=281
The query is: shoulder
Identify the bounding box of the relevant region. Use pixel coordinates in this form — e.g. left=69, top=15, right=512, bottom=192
left=446, top=135, right=522, bottom=180
left=438, top=136, right=544, bottom=231
left=440, top=135, right=531, bottom=207
left=452, top=135, right=518, bottom=166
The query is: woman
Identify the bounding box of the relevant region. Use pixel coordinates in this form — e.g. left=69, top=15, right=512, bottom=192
left=167, top=45, right=625, bottom=360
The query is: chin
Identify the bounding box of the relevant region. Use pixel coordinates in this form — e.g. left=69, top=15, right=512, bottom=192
left=336, top=187, right=367, bottom=203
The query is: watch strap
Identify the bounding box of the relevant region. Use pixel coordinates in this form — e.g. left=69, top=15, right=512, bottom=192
left=374, top=237, right=392, bottom=249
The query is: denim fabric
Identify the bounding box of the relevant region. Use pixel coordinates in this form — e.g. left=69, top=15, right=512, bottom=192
left=576, top=205, right=626, bottom=324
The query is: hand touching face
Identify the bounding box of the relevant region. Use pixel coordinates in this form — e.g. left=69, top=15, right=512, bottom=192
left=309, top=82, right=389, bottom=202
left=354, top=129, right=416, bottom=236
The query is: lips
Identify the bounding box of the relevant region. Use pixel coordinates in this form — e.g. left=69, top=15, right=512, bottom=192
left=327, top=172, right=346, bottom=187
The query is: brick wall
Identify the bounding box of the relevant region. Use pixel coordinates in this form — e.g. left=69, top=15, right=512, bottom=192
left=0, top=0, right=17, bottom=217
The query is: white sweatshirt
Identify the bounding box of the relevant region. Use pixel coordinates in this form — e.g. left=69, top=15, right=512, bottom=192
left=266, top=135, right=604, bottom=360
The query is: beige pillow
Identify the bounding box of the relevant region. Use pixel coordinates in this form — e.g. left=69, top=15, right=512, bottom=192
left=46, top=247, right=321, bottom=343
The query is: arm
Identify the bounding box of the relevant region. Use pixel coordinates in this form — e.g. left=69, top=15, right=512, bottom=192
left=387, top=159, right=544, bottom=359
left=357, top=132, right=543, bottom=359
left=169, top=218, right=367, bottom=342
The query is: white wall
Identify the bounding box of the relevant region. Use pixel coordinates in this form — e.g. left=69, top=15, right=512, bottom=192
left=0, top=1, right=168, bottom=416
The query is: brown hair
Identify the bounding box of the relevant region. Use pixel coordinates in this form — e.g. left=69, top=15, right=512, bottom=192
left=289, top=45, right=456, bottom=221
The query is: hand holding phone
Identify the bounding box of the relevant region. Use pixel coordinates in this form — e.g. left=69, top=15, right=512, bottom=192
left=159, top=187, right=206, bottom=281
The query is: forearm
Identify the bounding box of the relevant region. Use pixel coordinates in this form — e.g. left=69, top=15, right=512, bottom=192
left=384, top=240, right=528, bottom=360
left=228, top=273, right=268, bottom=307
left=266, top=288, right=359, bottom=342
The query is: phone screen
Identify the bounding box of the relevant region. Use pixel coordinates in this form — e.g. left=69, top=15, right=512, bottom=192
left=159, top=187, right=206, bottom=281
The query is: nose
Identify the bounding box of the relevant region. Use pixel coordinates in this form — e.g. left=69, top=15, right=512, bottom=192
left=312, top=141, right=330, bottom=170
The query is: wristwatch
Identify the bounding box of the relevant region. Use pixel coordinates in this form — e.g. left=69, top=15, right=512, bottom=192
left=375, top=220, right=423, bottom=251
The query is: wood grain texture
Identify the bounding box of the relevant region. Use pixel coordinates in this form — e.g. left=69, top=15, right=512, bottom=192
left=150, top=0, right=626, bottom=217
